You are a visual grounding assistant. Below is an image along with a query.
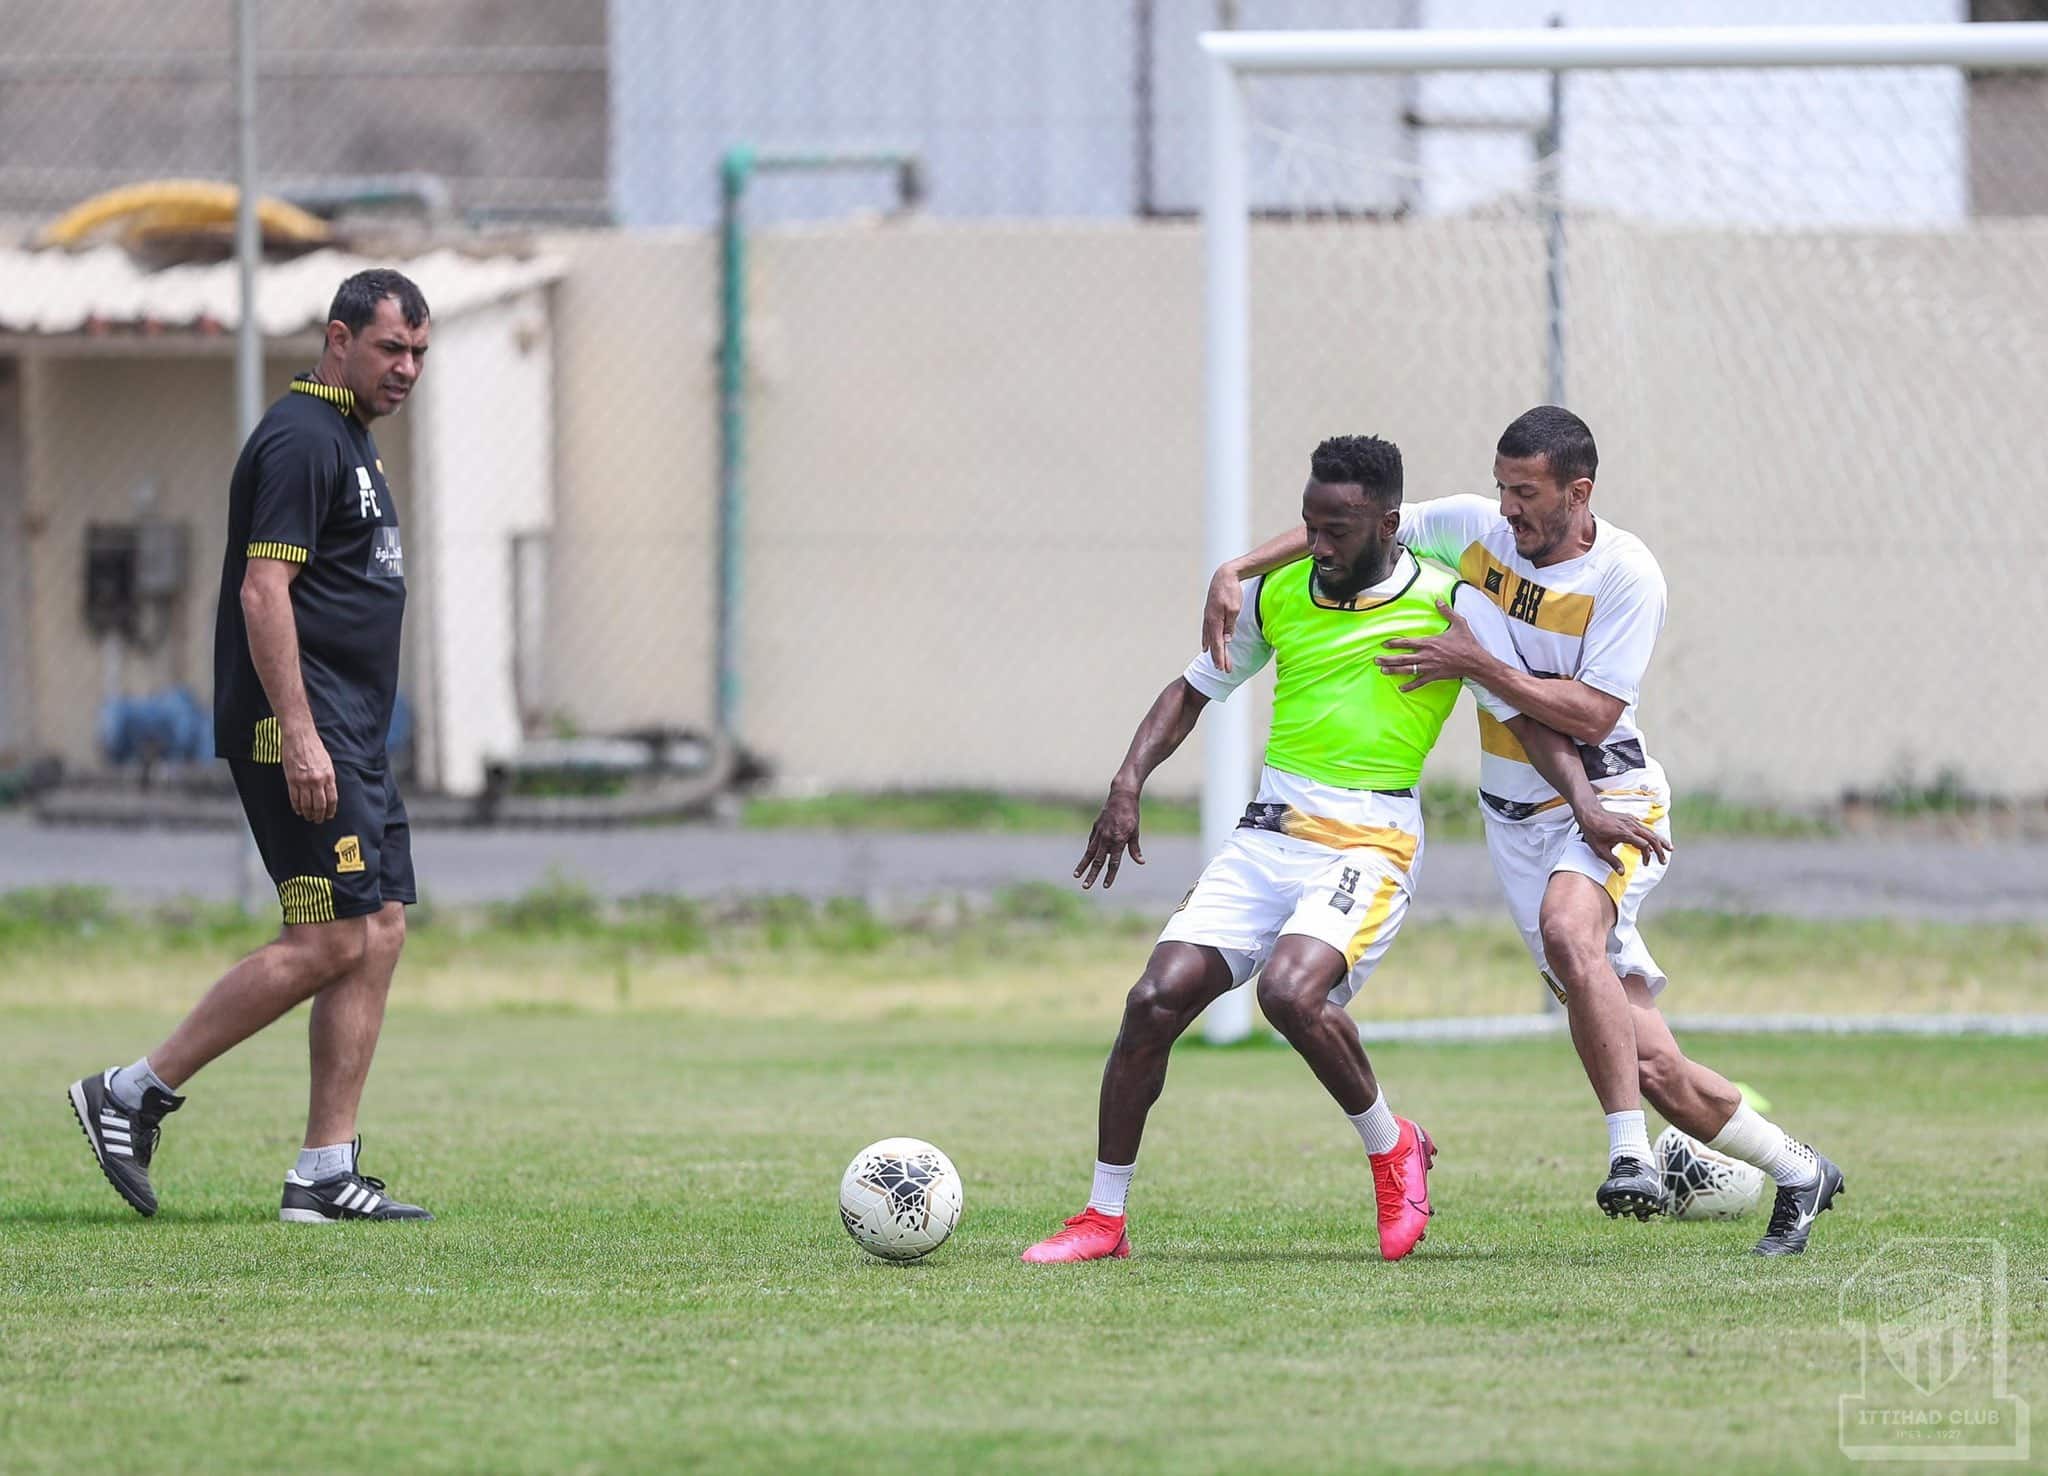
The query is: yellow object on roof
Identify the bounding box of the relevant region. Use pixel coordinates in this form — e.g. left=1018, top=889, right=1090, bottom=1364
left=37, top=179, right=332, bottom=250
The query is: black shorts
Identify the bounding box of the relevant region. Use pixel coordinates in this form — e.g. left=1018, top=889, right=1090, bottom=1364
left=228, top=756, right=416, bottom=925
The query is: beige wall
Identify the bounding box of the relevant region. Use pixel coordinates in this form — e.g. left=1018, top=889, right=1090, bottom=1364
left=540, top=231, right=720, bottom=735
left=542, top=216, right=2048, bottom=805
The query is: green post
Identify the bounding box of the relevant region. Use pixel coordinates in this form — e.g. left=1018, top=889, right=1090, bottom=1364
left=716, top=146, right=754, bottom=737
left=712, top=145, right=923, bottom=742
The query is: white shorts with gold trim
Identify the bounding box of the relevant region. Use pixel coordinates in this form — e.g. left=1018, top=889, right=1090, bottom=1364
left=1482, top=766, right=1671, bottom=998
left=1157, top=824, right=1418, bottom=1009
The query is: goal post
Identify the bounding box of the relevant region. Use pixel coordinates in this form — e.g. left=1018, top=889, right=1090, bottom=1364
left=1197, top=22, right=2048, bottom=1045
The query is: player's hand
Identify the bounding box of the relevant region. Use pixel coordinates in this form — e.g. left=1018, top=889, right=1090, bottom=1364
left=1379, top=598, right=1483, bottom=690
left=1075, top=787, right=1145, bottom=890
left=1203, top=564, right=1245, bottom=673
left=282, top=723, right=338, bottom=823
left=1574, top=802, right=1673, bottom=870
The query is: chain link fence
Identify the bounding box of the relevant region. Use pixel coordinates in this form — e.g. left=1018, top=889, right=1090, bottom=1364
left=1, top=0, right=2045, bottom=864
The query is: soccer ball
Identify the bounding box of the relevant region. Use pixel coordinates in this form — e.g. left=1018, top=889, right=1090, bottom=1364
left=838, top=1138, right=963, bottom=1261
left=1654, top=1125, right=1766, bottom=1221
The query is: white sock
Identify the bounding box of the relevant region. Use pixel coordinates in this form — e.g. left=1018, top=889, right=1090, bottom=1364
left=1348, top=1094, right=1402, bottom=1156
left=1708, top=1104, right=1819, bottom=1188
left=1605, top=1109, right=1652, bottom=1166
left=296, top=1141, right=356, bottom=1183
left=107, top=1057, right=175, bottom=1112
left=1086, top=1160, right=1135, bottom=1217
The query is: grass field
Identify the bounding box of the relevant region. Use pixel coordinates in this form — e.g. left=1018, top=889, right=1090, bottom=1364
left=3, top=912, right=2044, bottom=1473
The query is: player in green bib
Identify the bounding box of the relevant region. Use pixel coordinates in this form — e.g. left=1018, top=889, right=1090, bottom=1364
left=1021, top=436, right=1663, bottom=1265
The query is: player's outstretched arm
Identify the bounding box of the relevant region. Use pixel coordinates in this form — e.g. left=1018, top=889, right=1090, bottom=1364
left=1075, top=678, right=1210, bottom=891
left=1508, top=716, right=1671, bottom=870
left=1203, top=526, right=1306, bottom=671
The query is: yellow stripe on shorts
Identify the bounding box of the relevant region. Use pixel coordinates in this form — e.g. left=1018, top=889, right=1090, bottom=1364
left=1344, top=874, right=1402, bottom=967
left=279, top=876, right=337, bottom=925
left=1601, top=802, right=1669, bottom=907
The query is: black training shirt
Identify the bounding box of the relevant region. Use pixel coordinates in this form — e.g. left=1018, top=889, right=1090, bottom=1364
left=213, top=375, right=406, bottom=767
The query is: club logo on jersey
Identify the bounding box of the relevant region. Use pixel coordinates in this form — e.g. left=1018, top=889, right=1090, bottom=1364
left=1508, top=576, right=1548, bottom=624
left=368, top=526, right=404, bottom=579
left=1483, top=568, right=1505, bottom=595
left=356, top=466, right=381, bottom=520
left=334, top=836, right=365, bottom=874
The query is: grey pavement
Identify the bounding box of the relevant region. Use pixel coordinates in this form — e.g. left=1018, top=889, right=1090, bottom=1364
left=0, top=816, right=2041, bottom=921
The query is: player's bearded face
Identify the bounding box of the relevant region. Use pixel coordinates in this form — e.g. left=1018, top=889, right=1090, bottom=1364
left=1494, top=453, right=1577, bottom=560
left=1301, top=480, right=1393, bottom=588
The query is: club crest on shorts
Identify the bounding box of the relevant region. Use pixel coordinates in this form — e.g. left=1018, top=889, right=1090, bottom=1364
left=334, top=835, right=365, bottom=874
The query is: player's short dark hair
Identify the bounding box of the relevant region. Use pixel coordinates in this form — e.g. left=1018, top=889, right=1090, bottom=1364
left=1309, top=434, right=1403, bottom=509
left=1498, top=405, right=1597, bottom=486
left=327, top=269, right=430, bottom=334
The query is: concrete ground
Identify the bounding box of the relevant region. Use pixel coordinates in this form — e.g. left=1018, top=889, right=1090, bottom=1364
left=2, top=816, right=2042, bottom=922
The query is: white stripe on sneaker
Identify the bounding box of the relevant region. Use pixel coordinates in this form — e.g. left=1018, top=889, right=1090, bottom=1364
left=101, top=1128, right=131, bottom=1142
left=339, top=1185, right=365, bottom=1212
left=361, top=1194, right=381, bottom=1213
left=100, top=1112, right=128, bottom=1126
left=106, top=1143, right=132, bottom=1157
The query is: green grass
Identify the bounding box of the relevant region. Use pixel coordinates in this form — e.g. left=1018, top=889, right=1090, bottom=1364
left=743, top=788, right=1206, bottom=835
left=2, top=1004, right=2042, bottom=1474
left=1, top=886, right=2042, bottom=1020
left=737, top=786, right=1838, bottom=840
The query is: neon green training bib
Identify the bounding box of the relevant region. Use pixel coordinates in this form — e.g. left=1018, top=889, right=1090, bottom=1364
left=1257, top=556, right=1466, bottom=790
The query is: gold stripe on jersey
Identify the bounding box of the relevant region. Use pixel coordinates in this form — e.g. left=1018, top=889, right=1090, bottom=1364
left=1344, top=874, right=1403, bottom=966
left=279, top=876, right=337, bottom=925
left=1478, top=710, right=1529, bottom=763
left=290, top=378, right=356, bottom=416
left=1278, top=812, right=1419, bottom=872
left=1601, top=802, right=1670, bottom=907
left=246, top=541, right=309, bottom=563
left=252, top=717, right=281, bottom=763
left=1458, top=543, right=1594, bottom=637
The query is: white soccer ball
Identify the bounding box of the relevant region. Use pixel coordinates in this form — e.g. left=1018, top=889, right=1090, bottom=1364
left=838, top=1137, right=963, bottom=1261
left=1655, top=1125, right=1767, bottom=1221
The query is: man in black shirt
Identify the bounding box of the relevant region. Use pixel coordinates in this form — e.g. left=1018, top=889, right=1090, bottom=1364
left=69, top=270, right=435, bottom=1224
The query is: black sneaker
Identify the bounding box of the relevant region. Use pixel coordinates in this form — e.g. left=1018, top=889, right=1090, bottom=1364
left=279, top=1140, right=432, bottom=1224
left=1752, top=1149, right=1845, bottom=1256
left=1597, top=1155, right=1666, bottom=1220
left=67, top=1068, right=185, bottom=1217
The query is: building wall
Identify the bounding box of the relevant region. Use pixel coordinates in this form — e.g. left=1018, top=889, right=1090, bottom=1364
left=14, top=349, right=417, bottom=771
left=407, top=288, right=555, bottom=794
left=540, top=230, right=720, bottom=737
left=541, top=217, right=2048, bottom=804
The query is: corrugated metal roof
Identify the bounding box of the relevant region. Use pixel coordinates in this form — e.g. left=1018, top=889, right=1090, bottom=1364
left=0, top=245, right=564, bottom=337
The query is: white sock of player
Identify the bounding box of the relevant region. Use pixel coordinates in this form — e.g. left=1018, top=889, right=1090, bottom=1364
left=296, top=1141, right=356, bottom=1183
left=107, top=1057, right=175, bottom=1112
left=1708, top=1104, right=1820, bottom=1188
left=1605, top=1109, right=1652, bottom=1166
left=1348, top=1094, right=1402, bottom=1156
left=1086, top=1160, right=1135, bottom=1217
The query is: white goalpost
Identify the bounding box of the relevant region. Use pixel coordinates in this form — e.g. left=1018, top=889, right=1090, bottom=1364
left=1197, top=21, right=2048, bottom=1045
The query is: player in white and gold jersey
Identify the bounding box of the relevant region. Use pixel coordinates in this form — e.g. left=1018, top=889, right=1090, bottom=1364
left=1202, top=407, right=1844, bottom=1256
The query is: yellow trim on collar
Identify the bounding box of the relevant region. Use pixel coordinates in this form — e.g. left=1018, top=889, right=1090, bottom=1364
left=291, top=378, right=355, bottom=416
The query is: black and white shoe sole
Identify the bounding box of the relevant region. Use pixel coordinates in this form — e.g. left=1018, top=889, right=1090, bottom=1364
left=1597, top=1184, right=1666, bottom=1221
left=66, top=1079, right=154, bottom=1218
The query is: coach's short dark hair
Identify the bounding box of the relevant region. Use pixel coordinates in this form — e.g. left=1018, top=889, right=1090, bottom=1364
left=1498, top=405, right=1597, bottom=487
left=1310, top=434, right=1403, bottom=509
left=328, top=269, right=430, bottom=334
